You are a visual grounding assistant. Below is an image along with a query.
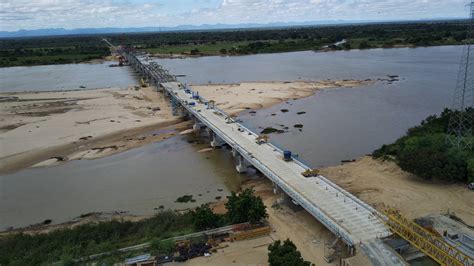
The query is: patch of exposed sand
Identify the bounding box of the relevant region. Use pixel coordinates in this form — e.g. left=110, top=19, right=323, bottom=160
left=0, top=86, right=181, bottom=174
left=1, top=79, right=371, bottom=174
left=319, top=156, right=474, bottom=225
left=191, top=80, right=374, bottom=115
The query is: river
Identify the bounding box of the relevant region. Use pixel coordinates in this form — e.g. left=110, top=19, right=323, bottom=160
left=0, top=46, right=463, bottom=230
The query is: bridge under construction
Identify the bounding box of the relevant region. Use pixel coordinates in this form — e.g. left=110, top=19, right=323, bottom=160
left=104, top=39, right=473, bottom=265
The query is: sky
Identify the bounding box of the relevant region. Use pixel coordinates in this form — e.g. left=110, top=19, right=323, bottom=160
left=0, top=0, right=471, bottom=32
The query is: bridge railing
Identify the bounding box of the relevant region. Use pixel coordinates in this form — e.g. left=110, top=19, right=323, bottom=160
left=126, top=51, right=391, bottom=245
left=166, top=84, right=356, bottom=246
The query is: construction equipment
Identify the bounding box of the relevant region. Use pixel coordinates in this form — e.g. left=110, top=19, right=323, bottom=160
left=301, top=168, right=320, bottom=177
left=381, top=208, right=473, bottom=266
left=226, top=114, right=237, bottom=124
left=255, top=135, right=269, bottom=145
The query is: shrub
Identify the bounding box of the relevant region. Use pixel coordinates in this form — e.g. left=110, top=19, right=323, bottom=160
left=268, top=239, right=311, bottom=266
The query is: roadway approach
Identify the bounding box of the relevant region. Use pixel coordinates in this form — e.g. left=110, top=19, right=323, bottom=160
left=122, top=50, right=410, bottom=265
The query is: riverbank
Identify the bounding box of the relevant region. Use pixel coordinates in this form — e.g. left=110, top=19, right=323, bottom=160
left=0, top=79, right=372, bottom=174
left=320, top=156, right=474, bottom=224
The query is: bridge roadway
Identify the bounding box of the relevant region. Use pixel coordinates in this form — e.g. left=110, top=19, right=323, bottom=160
left=161, top=81, right=391, bottom=247
left=120, top=51, right=409, bottom=263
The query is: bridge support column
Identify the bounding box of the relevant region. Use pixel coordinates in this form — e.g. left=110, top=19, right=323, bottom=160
left=170, top=97, right=180, bottom=116
left=193, top=121, right=205, bottom=133
left=176, top=106, right=186, bottom=117
left=272, top=182, right=280, bottom=194
left=236, top=154, right=250, bottom=173
left=231, top=148, right=238, bottom=157
left=283, top=193, right=303, bottom=211
left=210, top=132, right=225, bottom=148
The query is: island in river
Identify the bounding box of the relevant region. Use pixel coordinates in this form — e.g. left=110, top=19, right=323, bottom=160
left=0, top=79, right=372, bottom=174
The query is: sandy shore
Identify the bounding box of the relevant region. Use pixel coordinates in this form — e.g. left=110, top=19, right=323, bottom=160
left=191, top=80, right=374, bottom=115
left=0, top=79, right=371, bottom=174
left=0, top=86, right=183, bottom=174
left=320, top=156, right=474, bottom=225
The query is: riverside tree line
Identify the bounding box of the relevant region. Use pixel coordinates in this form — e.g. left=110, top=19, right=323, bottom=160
left=373, top=108, right=474, bottom=184
left=0, top=20, right=471, bottom=67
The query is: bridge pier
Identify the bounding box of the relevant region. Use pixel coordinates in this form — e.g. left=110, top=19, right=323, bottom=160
left=231, top=148, right=238, bottom=157
left=283, top=193, right=304, bottom=211
left=193, top=121, right=205, bottom=133
left=210, top=132, right=225, bottom=148
left=235, top=154, right=250, bottom=173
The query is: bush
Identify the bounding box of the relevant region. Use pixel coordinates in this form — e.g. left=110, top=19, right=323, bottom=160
left=373, top=108, right=474, bottom=183
left=191, top=204, right=223, bottom=230
left=225, top=188, right=267, bottom=224
left=268, top=239, right=311, bottom=266
left=150, top=239, right=175, bottom=254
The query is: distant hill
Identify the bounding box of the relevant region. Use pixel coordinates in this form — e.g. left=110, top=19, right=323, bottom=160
left=0, top=18, right=462, bottom=38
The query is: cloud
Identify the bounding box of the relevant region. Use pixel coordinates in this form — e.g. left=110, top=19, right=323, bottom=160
left=0, top=0, right=469, bottom=31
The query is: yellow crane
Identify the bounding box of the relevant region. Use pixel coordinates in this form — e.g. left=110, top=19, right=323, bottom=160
left=380, top=208, right=473, bottom=266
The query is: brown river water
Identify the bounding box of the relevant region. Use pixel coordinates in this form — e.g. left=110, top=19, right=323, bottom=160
left=0, top=46, right=464, bottom=230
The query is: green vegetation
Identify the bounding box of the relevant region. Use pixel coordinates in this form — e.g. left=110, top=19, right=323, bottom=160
left=0, top=36, right=109, bottom=67
left=0, top=20, right=471, bottom=67
left=191, top=204, right=223, bottom=230
left=0, top=188, right=267, bottom=265
left=261, top=127, right=285, bottom=134
left=175, top=194, right=195, bottom=203
left=268, top=239, right=312, bottom=266
left=150, top=238, right=176, bottom=254
left=373, top=108, right=474, bottom=183
left=0, top=211, right=194, bottom=265
left=225, top=188, right=268, bottom=224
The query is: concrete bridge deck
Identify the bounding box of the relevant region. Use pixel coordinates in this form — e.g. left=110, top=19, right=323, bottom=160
left=162, top=81, right=391, bottom=246
left=118, top=50, right=411, bottom=264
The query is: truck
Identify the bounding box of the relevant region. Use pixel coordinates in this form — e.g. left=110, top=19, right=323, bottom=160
left=283, top=151, right=292, bottom=162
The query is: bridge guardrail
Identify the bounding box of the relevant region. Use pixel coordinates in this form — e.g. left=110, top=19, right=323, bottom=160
left=125, top=51, right=392, bottom=246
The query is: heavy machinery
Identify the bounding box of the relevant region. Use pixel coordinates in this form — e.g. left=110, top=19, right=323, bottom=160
left=380, top=207, right=473, bottom=266
left=301, top=168, right=320, bottom=177
left=255, top=135, right=269, bottom=145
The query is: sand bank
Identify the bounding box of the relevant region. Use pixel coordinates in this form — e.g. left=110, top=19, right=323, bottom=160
left=0, top=86, right=182, bottom=174
left=320, top=156, right=474, bottom=224
left=1, top=79, right=371, bottom=174
left=191, top=80, right=374, bottom=115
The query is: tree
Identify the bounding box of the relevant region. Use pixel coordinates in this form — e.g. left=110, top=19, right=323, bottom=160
left=358, top=41, right=372, bottom=49
left=191, top=204, right=221, bottom=230
left=225, top=188, right=267, bottom=224
left=373, top=109, right=474, bottom=183
left=190, top=48, right=200, bottom=55
left=268, top=239, right=311, bottom=266
left=219, top=48, right=227, bottom=54
left=466, top=158, right=474, bottom=183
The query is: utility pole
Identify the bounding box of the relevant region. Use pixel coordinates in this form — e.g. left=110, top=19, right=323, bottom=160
left=446, top=1, right=474, bottom=150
